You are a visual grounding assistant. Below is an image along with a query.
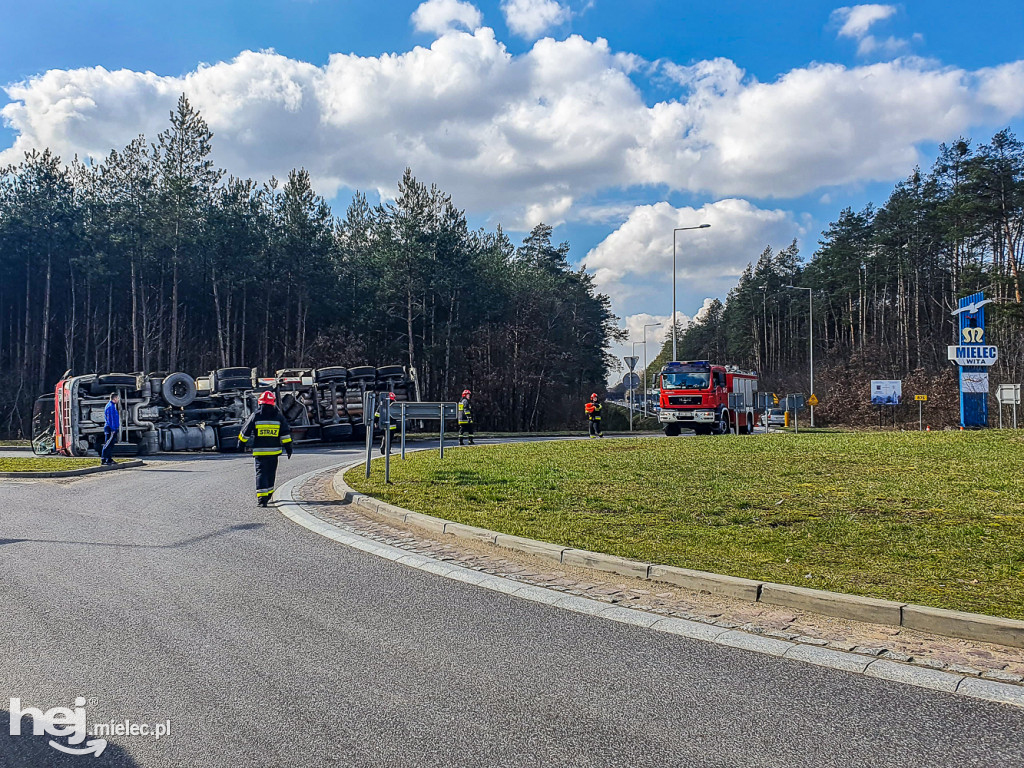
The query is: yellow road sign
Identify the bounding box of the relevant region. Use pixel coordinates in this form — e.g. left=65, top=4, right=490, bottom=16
left=915, top=394, right=928, bottom=401
left=807, top=394, right=819, bottom=406
left=772, top=394, right=779, bottom=404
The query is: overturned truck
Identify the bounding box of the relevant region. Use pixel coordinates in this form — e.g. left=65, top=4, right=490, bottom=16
left=32, top=365, right=413, bottom=456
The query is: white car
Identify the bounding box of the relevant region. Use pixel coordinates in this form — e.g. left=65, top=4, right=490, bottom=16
left=766, top=408, right=785, bottom=427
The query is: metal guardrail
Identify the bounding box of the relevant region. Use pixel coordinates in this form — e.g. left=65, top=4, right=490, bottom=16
left=364, top=393, right=459, bottom=483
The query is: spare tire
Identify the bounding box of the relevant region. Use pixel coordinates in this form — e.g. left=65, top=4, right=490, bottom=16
left=375, top=365, right=405, bottom=380
left=162, top=372, right=197, bottom=407
left=347, top=366, right=376, bottom=382
left=315, top=366, right=347, bottom=383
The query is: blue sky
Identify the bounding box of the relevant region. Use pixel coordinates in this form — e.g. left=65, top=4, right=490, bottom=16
left=2, top=0, right=1023, bottom=370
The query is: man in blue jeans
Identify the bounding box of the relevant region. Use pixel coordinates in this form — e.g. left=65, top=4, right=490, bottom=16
left=101, top=392, right=120, bottom=465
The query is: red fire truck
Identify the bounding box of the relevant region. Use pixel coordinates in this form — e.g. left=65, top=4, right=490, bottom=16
left=657, top=360, right=758, bottom=436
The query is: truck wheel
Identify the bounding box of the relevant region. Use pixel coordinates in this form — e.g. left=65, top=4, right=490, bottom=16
left=162, top=372, right=197, bottom=407
left=717, top=413, right=730, bottom=435
left=348, top=366, right=376, bottom=382
left=212, top=367, right=253, bottom=392
left=375, top=364, right=405, bottom=380
left=315, top=366, right=347, bottom=383
left=664, top=423, right=681, bottom=437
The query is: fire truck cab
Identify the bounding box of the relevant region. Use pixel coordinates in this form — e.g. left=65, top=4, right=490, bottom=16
left=657, top=360, right=758, bottom=436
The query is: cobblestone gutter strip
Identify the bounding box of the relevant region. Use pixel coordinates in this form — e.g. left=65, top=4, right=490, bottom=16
left=277, top=464, right=1024, bottom=709
left=0, top=460, right=145, bottom=478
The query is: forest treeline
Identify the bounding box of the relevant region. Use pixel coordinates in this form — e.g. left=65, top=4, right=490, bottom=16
left=648, top=129, right=1024, bottom=426
left=0, top=95, right=620, bottom=435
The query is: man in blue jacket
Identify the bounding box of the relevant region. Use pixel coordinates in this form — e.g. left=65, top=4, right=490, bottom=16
left=101, top=392, right=120, bottom=466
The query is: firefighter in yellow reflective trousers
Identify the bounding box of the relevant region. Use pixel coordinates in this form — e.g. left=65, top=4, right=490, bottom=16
left=237, top=390, right=292, bottom=507
left=585, top=393, right=603, bottom=438
left=458, top=389, right=474, bottom=445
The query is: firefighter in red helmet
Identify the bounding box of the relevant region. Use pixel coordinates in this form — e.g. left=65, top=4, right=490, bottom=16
left=238, top=390, right=292, bottom=506
left=585, top=392, right=603, bottom=438
left=458, top=389, right=474, bottom=445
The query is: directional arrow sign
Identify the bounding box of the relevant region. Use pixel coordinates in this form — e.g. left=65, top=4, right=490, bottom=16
left=624, top=356, right=639, bottom=371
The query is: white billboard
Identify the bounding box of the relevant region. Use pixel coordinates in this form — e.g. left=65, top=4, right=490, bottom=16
left=870, top=380, right=902, bottom=405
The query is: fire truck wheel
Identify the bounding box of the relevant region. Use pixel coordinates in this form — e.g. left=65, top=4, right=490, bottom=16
left=664, top=423, right=681, bottom=437
left=162, top=372, right=197, bottom=407
left=717, top=413, right=730, bottom=435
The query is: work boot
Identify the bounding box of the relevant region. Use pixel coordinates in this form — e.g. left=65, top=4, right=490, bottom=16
left=258, top=497, right=268, bottom=508
left=469, top=438, right=475, bottom=445
left=459, top=437, right=464, bottom=446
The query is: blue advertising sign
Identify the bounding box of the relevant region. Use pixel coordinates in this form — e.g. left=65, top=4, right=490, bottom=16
left=952, top=292, right=994, bottom=428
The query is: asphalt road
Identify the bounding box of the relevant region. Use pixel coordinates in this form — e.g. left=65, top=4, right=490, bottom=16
left=1, top=443, right=1022, bottom=767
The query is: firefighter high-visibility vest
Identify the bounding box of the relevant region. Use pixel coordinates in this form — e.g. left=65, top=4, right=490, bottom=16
left=238, top=405, right=293, bottom=456
left=458, top=398, right=473, bottom=425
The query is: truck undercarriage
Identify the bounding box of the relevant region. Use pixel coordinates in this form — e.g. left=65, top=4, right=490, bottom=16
left=32, top=365, right=413, bottom=456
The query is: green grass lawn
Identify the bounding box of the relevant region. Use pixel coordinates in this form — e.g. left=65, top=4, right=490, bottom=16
left=0, top=457, right=106, bottom=471
left=348, top=431, right=1024, bottom=619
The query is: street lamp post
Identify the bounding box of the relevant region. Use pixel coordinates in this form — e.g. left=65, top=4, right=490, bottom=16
left=642, top=322, right=662, bottom=416
left=786, top=285, right=814, bottom=427
left=672, top=224, right=711, bottom=360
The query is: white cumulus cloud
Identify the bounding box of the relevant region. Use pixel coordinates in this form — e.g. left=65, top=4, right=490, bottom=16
left=501, top=0, right=571, bottom=39
left=833, top=4, right=896, bottom=38
left=411, top=0, right=483, bottom=35
left=1, top=33, right=1022, bottom=225
left=831, top=4, right=909, bottom=57
left=584, top=199, right=804, bottom=313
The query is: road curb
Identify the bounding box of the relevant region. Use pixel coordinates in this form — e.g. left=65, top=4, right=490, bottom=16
left=277, top=463, right=1024, bottom=710
left=333, top=458, right=1024, bottom=650
left=0, top=459, right=145, bottom=478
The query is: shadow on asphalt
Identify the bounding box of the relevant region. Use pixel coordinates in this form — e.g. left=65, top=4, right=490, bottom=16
left=0, top=522, right=267, bottom=549
left=0, top=710, right=141, bottom=768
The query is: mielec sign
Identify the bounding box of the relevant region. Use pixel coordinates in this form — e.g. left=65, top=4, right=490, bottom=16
left=950, top=292, right=994, bottom=428
left=947, top=345, right=998, bottom=365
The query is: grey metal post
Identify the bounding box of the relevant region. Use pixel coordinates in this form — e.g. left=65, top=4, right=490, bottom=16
left=1015, top=400, right=1018, bottom=429
left=629, top=380, right=633, bottom=432
left=439, top=403, right=445, bottom=459
left=384, top=397, right=391, bottom=483
left=364, top=391, right=374, bottom=479
left=919, top=400, right=923, bottom=431
left=401, top=404, right=407, bottom=459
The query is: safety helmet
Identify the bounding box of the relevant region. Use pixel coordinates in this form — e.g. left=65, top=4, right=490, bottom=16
left=462, top=389, right=471, bottom=397
left=590, top=393, right=598, bottom=400
left=389, top=392, right=396, bottom=401
left=258, top=390, right=276, bottom=405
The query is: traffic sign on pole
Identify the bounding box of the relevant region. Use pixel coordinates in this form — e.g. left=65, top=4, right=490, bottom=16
left=624, top=356, right=639, bottom=371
